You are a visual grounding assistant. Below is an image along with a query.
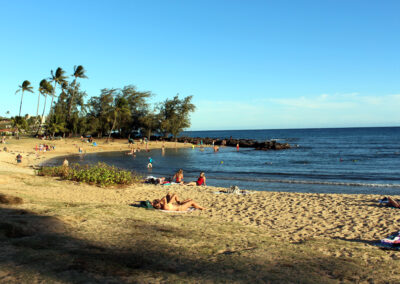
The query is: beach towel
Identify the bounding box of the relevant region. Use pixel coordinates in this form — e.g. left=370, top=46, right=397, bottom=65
left=213, top=186, right=253, bottom=195
left=372, top=231, right=400, bottom=251
left=159, top=207, right=196, bottom=213
left=139, top=200, right=154, bottom=209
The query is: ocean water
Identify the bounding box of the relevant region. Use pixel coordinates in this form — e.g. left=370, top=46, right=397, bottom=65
left=44, top=127, right=400, bottom=195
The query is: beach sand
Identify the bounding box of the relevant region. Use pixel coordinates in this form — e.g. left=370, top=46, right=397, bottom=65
left=1, top=137, right=400, bottom=283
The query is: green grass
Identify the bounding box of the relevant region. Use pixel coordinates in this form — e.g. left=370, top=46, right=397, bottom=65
left=36, top=162, right=142, bottom=187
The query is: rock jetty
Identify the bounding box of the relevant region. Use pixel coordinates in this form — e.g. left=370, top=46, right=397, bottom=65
left=165, top=137, right=290, bottom=151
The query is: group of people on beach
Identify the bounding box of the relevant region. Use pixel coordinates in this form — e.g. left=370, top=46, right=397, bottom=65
left=36, top=144, right=54, bottom=153
left=147, top=169, right=206, bottom=187
left=172, top=169, right=206, bottom=186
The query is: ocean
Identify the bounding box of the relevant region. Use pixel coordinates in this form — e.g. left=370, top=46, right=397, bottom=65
left=44, top=127, right=400, bottom=195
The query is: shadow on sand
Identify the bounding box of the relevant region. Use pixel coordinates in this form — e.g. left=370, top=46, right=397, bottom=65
left=0, top=202, right=382, bottom=283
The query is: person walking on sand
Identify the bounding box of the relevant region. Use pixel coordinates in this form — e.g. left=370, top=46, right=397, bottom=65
left=16, top=154, right=22, bottom=164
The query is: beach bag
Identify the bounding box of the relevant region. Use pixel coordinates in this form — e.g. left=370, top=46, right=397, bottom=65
left=140, top=200, right=153, bottom=209
left=228, top=186, right=241, bottom=194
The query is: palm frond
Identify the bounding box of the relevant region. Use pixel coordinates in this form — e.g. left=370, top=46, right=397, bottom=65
left=73, top=65, right=88, bottom=79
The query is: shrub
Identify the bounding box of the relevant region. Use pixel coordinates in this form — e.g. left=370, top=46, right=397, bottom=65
left=37, top=162, right=142, bottom=187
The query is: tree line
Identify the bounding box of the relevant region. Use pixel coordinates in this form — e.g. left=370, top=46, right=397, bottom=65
left=12, top=66, right=195, bottom=139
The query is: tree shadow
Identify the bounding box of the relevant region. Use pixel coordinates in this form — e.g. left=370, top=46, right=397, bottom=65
left=332, top=236, right=378, bottom=246
left=0, top=204, right=387, bottom=283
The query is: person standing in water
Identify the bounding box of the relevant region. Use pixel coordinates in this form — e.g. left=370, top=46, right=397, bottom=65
left=147, top=157, right=153, bottom=168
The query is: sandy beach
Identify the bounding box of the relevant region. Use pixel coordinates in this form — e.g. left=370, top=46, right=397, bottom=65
left=1, top=137, right=400, bottom=283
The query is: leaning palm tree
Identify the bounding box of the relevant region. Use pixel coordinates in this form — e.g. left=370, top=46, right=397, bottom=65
left=49, top=67, right=68, bottom=116
left=68, top=65, right=87, bottom=119
left=15, top=80, right=34, bottom=117
left=36, top=79, right=54, bottom=134
left=36, top=83, right=43, bottom=121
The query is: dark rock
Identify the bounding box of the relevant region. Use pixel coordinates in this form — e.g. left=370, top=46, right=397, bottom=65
left=172, top=137, right=291, bottom=150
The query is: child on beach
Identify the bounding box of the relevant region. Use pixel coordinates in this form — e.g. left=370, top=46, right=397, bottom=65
left=147, top=157, right=153, bottom=168
left=16, top=154, right=22, bottom=164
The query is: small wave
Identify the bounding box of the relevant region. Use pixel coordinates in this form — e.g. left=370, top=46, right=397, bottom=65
left=208, top=176, right=400, bottom=188
left=291, top=160, right=311, bottom=164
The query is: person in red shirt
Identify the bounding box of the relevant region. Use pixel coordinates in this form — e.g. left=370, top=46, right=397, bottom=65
left=186, top=172, right=206, bottom=186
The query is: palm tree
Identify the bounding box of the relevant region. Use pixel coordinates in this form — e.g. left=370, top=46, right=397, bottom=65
left=36, top=79, right=53, bottom=134
left=15, top=80, right=34, bottom=117
left=68, top=65, right=87, bottom=119
left=49, top=67, right=68, bottom=115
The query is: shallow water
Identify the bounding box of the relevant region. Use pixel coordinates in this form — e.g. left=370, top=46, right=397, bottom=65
left=44, top=127, right=400, bottom=195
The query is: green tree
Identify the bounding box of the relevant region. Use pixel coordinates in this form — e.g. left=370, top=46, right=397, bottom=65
left=49, top=67, right=68, bottom=116
left=47, top=112, right=66, bottom=138
left=15, top=80, right=34, bottom=117
left=119, top=85, right=152, bottom=136
left=87, top=89, right=115, bottom=137
left=158, top=95, right=195, bottom=138
left=108, top=96, right=131, bottom=141
left=65, top=81, right=87, bottom=135
left=11, top=116, right=28, bottom=139
left=139, top=111, right=160, bottom=139
left=68, top=65, right=87, bottom=119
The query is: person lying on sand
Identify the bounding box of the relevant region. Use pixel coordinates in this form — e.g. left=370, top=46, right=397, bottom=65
left=380, top=197, right=400, bottom=208
left=185, top=172, right=206, bottom=186
left=145, top=176, right=165, bottom=185
left=151, top=193, right=205, bottom=211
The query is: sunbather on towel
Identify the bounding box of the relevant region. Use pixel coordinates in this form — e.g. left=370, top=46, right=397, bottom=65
left=151, top=193, right=205, bottom=211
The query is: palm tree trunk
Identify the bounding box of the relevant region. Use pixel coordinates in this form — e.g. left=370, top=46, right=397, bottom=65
left=49, top=81, right=57, bottom=116
left=35, top=93, right=41, bottom=131
left=37, top=94, right=47, bottom=134
left=18, top=91, right=24, bottom=117
left=68, top=78, right=77, bottom=120
left=41, top=94, right=47, bottom=120
left=36, top=94, right=40, bottom=117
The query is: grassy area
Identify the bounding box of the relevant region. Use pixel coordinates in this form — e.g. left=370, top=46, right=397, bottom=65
left=1, top=190, right=399, bottom=283
left=37, top=163, right=142, bottom=187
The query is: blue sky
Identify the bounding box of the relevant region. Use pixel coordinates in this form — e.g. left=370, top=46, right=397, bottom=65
left=1, top=0, right=399, bottom=130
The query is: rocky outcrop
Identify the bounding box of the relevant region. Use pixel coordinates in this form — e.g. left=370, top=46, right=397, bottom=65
left=164, top=137, right=290, bottom=151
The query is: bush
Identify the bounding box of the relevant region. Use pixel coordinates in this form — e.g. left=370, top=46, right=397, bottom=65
left=37, top=162, right=141, bottom=187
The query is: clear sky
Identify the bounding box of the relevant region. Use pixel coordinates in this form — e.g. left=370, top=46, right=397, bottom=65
left=1, top=0, right=399, bottom=130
